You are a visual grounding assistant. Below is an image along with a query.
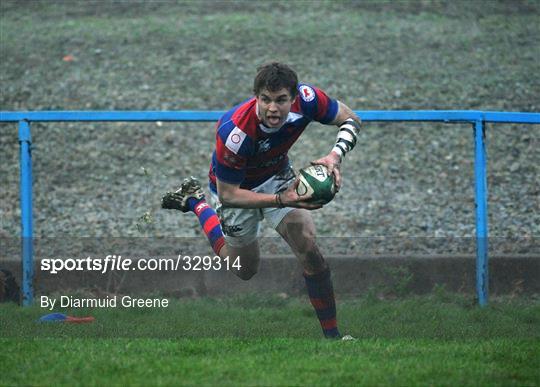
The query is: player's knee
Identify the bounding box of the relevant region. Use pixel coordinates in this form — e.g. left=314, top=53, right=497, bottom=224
left=233, top=254, right=259, bottom=281
left=296, top=231, right=318, bottom=258
left=236, top=267, right=258, bottom=281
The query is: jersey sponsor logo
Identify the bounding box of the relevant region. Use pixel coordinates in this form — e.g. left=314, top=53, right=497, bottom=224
left=225, top=126, right=247, bottom=154
left=299, top=85, right=315, bottom=102
left=257, top=138, right=271, bottom=153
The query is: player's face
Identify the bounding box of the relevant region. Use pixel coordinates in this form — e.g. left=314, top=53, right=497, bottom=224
left=256, top=88, right=295, bottom=128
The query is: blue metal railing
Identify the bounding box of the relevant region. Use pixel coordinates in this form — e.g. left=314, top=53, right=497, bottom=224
left=1, top=110, right=539, bottom=306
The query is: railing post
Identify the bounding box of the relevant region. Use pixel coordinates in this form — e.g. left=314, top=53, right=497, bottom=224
left=473, top=119, right=489, bottom=306
left=18, top=120, right=34, bottom=306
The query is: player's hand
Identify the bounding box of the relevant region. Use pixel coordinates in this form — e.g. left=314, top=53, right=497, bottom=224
left=311, top=152, right=342, bottom=192
left=279, top=178, right=323, bottom=210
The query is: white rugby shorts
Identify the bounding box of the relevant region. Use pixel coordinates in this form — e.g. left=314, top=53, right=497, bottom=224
left=209, top=166, right=296, bottom=247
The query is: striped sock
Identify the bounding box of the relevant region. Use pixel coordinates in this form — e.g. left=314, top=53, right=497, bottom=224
left=304, top=268, right=341, bottom=338
left=187, top=197, right=225, bottom=255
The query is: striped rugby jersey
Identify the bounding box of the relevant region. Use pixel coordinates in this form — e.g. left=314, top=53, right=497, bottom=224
left=208, top=84, right=338, bottom=192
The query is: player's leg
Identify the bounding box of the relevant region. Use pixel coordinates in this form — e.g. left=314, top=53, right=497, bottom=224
left=162, top=177, right=261, bottom=280
left=276, top=209, right=341, bottom=339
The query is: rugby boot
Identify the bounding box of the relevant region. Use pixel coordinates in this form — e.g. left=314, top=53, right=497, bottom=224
left=161, top=177, right=205, bottom=213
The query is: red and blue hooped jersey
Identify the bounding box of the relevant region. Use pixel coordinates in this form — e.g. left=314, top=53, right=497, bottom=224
left=209, top=84, right=338, bottom=191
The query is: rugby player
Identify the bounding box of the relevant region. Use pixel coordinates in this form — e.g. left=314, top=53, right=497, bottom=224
left=162, top=62, right=360, bottom=339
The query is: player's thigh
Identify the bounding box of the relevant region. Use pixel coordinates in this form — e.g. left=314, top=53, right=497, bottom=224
left=275, top=208, right=318, bottom=256
left=276, top=209, right=326, bottom=274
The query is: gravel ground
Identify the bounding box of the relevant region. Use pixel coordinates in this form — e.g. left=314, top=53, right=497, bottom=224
left=1, top=1, right=538, bottom=256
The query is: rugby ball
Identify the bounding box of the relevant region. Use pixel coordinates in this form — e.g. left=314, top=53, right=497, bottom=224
left=296, top=165, right=337, bottom=205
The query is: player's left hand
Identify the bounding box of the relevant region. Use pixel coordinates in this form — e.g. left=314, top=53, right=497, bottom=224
left=311, top=152, right=342, bottom=192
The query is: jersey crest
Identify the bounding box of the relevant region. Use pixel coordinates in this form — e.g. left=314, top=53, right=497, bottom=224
left=299, top=85, right=315, bottom=102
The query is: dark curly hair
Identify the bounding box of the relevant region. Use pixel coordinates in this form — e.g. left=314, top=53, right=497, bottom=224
left=253, top=62, right=298, bottom=98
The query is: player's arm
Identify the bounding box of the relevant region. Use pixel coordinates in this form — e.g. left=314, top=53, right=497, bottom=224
left=217, top=179, right=322, bottom=210
left=312, top=101, right=361, bottom=190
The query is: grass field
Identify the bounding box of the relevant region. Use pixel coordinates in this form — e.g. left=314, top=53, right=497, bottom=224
left=2, top=294, right=539, bottom=386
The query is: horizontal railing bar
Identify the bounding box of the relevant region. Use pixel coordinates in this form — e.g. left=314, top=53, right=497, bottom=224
left=1, top=110, right=539, bottom=123
left=0, top=111, right=224, bottom=122
left=482, top=111, right=540, bottom=124
left=359, top=110, right=483, bottom=122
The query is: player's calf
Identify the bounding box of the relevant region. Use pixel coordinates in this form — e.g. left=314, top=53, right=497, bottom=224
left=304, top=268, right=341, bottom=339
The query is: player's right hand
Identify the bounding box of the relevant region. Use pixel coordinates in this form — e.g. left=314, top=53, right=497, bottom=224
left=279, top=178, right=323, bottom=210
